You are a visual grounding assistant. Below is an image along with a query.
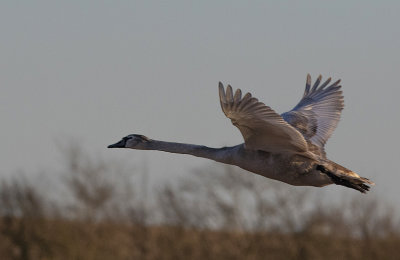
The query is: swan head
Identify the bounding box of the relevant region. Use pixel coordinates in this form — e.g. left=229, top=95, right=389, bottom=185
left=108, top=134, right=152, bottom=149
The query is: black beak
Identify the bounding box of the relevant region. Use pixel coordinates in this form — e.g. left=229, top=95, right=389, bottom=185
left=107, top=139, right=126, bottom=148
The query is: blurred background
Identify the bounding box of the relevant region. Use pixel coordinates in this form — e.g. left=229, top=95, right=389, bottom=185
left=1, top=1, right=400, bottom=259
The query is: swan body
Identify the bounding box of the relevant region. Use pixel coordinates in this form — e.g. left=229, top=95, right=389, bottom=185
left=109, top=75, right=374, bottom=193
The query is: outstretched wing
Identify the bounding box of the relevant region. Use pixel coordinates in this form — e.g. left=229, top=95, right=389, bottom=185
left=281, top=74, right=344, bottom=149
left=219, top=83, right=310, bottom=155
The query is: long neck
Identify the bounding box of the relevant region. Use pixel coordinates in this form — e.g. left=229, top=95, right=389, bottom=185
left=146, top=140, right=237, bottom=164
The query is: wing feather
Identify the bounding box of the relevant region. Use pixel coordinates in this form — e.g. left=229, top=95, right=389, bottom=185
left=219, top=82, right=311, bottom=155
left=282, top=74, right=344, bottom=150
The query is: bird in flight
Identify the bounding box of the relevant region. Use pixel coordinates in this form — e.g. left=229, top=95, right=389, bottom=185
left=109, top=75, right=374, bottom=193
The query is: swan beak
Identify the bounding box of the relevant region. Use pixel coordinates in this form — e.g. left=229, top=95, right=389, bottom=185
left=108, top=139, right=126, bottom=148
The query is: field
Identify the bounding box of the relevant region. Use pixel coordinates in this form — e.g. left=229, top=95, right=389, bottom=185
left=0, top=147, right=399, bottom=259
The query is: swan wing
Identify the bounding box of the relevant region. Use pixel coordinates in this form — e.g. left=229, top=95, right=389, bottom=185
left=281, top=74, right=344, bottom=149
left=219, top=83, right=309, bottom=154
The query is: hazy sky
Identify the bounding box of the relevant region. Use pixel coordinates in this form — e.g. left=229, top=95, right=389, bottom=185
left=1, top=2, right=399, bottom=207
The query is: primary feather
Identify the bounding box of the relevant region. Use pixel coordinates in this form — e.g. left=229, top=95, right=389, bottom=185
left=218, top=83, right=311, bottom=156
left=281, top=74, right=344, bottom=151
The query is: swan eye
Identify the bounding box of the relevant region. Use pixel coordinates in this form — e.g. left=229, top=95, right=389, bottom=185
left=123, top=136, right=132, bottom=141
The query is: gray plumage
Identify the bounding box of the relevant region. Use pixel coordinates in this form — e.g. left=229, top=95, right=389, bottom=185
left=109, top=75, right=374, bottom=193
left=281, top=74, right=343, bottom=156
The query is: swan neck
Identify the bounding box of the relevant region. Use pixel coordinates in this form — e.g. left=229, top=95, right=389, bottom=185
left=148, top=140, right=235, bottom=164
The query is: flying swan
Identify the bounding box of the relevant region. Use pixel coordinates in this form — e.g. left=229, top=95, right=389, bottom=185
left=108, top=75, right=374, bottom=193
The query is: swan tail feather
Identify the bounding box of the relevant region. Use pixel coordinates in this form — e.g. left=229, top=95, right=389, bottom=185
left=316, top=163, right=374, bottom=193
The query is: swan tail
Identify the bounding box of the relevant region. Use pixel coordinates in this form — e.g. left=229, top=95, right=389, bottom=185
left=316, top=162, right=374, bottom=193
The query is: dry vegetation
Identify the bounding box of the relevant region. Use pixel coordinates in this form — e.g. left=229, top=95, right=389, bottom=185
left=0, top=146, right=399, bottom=260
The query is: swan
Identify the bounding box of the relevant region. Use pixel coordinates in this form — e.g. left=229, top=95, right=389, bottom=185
left=108, top=75, right=374, bottom=193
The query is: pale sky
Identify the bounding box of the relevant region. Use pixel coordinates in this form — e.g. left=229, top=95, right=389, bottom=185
left=1, top=2, right=399, bottom=208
